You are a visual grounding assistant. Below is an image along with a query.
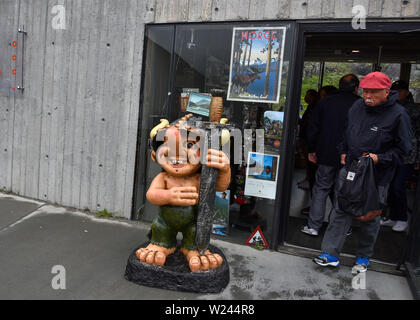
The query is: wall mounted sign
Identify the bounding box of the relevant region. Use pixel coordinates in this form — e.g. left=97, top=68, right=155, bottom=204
left=227, top=27, right=286, bottom=104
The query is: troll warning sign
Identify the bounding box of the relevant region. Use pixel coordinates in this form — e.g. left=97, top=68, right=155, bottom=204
left=245, top=226, right=269, bottom=249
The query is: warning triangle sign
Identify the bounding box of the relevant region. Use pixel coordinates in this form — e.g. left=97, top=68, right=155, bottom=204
left=245, top=226, right=269, bottom=248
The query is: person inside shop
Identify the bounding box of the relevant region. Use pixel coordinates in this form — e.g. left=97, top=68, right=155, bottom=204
left=313, top=72, right=413, bottom=272
left=297, top=89, right=320, bottom=192
left=390, top=80, right=415, bottom=106
left=301, top=74, right=361, bottom=236
left=299, top=86, right=338, bottom=215
left=381, top=80, right=420, bottom=232
left=318, top=85, right=338, bottom=100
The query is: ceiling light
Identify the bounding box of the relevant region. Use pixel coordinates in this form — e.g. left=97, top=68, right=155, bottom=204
left=352, top=50, right=360, bottom=53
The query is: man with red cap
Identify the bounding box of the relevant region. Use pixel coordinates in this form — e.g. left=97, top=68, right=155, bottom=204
left=313, top=72, right=413, bottom=272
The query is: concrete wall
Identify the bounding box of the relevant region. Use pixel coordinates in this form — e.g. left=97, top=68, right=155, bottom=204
left=0, top=0, right=419, bottom=218
left=0, top=0, right=146, bottom=218
left=148, top=0, right=420, bottom=22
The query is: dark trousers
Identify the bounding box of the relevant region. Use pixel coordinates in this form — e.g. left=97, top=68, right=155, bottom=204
left=307, top=161, right=318, bottom=197
left=388, top=164, right=414, bottom=222
left=321, top=167, right=389, bottom=258
left=308, top=164, right=339, bottom=231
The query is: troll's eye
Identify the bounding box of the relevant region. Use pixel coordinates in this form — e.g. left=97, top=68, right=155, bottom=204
left=184, top=141, right=195, bottom=149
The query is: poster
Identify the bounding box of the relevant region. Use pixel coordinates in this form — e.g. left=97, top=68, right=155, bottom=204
left=186, top=92, right=211, bottom=117
left=227, top=27, right=286, bottom=104
left=244, top=152, right=279, bottom=200
left=212, top=190, right=230, bottom=236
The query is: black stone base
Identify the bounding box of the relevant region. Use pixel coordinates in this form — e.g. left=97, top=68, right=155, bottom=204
left=124, top=242, right=230, bottom=293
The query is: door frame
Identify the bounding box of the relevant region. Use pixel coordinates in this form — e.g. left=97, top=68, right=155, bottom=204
left=404, top=172, right=420, bottom=300
left=276, top=20, right=420, bottom=245
left=274, top=20, right=420, bottom=297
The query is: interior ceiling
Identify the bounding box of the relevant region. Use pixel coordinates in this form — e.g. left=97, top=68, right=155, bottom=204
left=304, top=32, right=420, bottom=63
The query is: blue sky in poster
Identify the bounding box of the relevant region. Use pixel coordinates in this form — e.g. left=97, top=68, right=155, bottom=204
left=249, top=41, right=279, bottom=65
left=240, top=29, right=282, bottom=66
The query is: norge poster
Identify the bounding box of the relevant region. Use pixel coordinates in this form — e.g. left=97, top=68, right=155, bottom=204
left=227, top=27, right=286, bottom=104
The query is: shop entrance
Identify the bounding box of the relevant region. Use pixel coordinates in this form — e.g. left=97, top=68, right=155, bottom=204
left=282, top=25, right=420, bottom=269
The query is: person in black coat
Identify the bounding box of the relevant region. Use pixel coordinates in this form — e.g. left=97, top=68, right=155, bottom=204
left=314, top=72, right=413, bottom=272
left=301, top=74, right=361, bottom=236
left=382, top=80, right=420, bottom=232
left=297, top=89, right=320, bottom=193
left=298, top=87, right=337, bottom=216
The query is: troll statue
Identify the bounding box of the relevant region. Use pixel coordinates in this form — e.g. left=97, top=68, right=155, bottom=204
left=136, top=113, right=231, bottom=272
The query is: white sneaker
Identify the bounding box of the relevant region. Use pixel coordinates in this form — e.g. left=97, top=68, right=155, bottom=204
left=380, top=219, right=396, bottom=227
left=300, top=225, right=319, bottom=236
left=392, top=221, right=408, bottom=232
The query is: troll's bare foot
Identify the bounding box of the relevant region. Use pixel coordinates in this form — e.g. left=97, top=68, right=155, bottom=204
left=181, top=248, right=223, bottom=272
left=136, top=243, right=176, bottom=267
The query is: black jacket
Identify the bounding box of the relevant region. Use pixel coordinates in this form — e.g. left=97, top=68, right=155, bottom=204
left=307, top=90, right=361, bottom=167
left=338, top=91, right=413, bottom=185
left=298, top=103, right=316, bottom=146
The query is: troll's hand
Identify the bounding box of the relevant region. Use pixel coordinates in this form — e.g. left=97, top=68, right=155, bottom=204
left=206, top=149, right=230, bottom=173
left=168, top=186, right=199, bottom=206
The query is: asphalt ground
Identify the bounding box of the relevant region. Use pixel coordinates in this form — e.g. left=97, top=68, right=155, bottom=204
left=0, top=193, right=413, bottom=300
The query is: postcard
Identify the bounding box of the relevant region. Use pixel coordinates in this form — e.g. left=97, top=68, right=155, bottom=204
left=212, top=190, right=230, bottom=236
left=244, top=152, right=280, bottom=200
left=186, top=92, right=211, bottom=117
left=264, top=111, right=284, bottom=140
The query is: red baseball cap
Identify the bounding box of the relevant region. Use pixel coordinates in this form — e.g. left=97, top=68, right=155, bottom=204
left=359, top=72, right=391, bottom=89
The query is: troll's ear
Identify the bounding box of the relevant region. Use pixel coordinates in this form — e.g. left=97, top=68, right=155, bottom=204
left=151, top=150, right=157, bottom=162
